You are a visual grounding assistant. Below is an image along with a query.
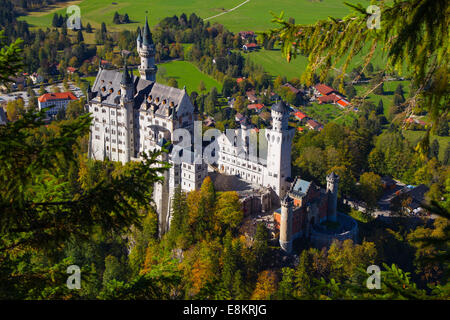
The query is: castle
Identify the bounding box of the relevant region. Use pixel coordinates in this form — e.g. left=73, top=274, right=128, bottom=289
left=275, top=173, right=358, bottom=253
left=87, top=18, right=294, bottom=234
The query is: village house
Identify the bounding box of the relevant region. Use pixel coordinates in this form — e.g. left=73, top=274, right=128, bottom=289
left=243, top=43, right=259, bottom=51
left=238, top=31, right=256, bottom=42
left=246, top=89, right=258, bottom=103
left=247, top=103, right=264, bottom=113
left=294, top=111, right=308, bottom=123
left=30, top=73, right=44, bottom=84
left=38, top=92, right=78, bottom=118
left=67, top=67, right=78, bottom=75
left=314, top=83, right=351, bottom=108
left=306, top=119, right=323, bottom=131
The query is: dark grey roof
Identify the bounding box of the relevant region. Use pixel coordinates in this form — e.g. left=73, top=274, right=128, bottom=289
left=142, top=16, right=153, bottom=46
left=327, top=171, right=339, bottom=180
left=137, top=28, right=142, bottom=43
left=148, top=83, right=188, bottom=116
left=272, top=99, right=289, bottom=113
left=92, top=69, right=124, bottom=105
left=121, top=63, right=132, bottom=85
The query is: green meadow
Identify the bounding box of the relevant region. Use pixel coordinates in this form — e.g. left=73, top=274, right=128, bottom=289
left=131, top=60, right=222, bottom=93
left=20, top=0, right=358, bottom=32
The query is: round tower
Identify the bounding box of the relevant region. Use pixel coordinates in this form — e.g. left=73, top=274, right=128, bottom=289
left=326, top=172, right=339, bottom=222
left=279, top=194, right=294, bottom=254
left=265, top=99, right=294, bottom=197
left=271, top=100, right=289, bottom=132
left=137, top=16, right=157, bottom=81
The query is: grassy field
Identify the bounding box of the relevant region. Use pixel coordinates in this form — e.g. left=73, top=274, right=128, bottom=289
left=301, top=102, right=357, bottom=126
left=131, top=60, right=221, bottom=93
left=20, top=0, right=357, bottom=33
left=246, top=39, right=389, bottom=80
left=403, top=130, right=449, bottom=162
left=355, top=80, right=411, bottom=118
left=245, top=48, right=308, bottom=80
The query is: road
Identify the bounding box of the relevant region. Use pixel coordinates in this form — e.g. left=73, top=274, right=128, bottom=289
left=204, top=0, right=251, bottom=21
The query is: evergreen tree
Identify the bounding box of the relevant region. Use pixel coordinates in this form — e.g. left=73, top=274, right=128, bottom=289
left=221, top=231, right=236, bottom=291
left=393, top=93, right=405, bottom=106
left=77, top=30, right=84, bottom=43
left=232, top=270, right=246, bottom=299
left=101, top=22, right=107, bottom=34
left=168, top=185, right=190, bottom=248
left=52, top=13, right=59, bottom=27
left=277, top=267, right=295, bottom=299
left=429, top=139, right=440, bottom=160
left=86, top=23, right=93, bottom=33
left=443, top=143, right=450, bottom=166
left=113, top=12, right=121, bottom=24
left=371, top=72, right=384, bottom=95
left=437, top=120, right=449, bottom=136
left=376, top=99, right=384, bottom=115
left=395, top=84, right=405, bottom=99
left=253, top=223, right=269, bottom=271
left=344, top=83, right=356, bottom=99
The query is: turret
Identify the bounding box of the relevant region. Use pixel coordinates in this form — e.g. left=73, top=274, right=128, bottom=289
left=138, top=16, right=157, bottom=81
left=120, top=61, right=133, bottom=101
left=271, top=99, right=290, bottom=131
left=119, top=61, right=134, bottom=164
left=280, top=194, right=294, bottom=254
left=326, top=172, right=339, bottom=222
left=136, top=28, right=142, bottom=51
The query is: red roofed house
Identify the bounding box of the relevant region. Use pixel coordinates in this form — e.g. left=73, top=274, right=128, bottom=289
left=336, top=99, right=350, bottom=108
left=239, top=31, right=256, bottom=42
left=314, top=83, right=337, bottom=96
left=38, top=92, right=78, bottom=118
left=404, top=117, right=427, bottom=126
left=282, top=83, right=300, bottom=95
left=317, top=93, right=341, bottom=104
left=243, top=42, right=259, bottom=51
left=67, top=67, right=77, bottom=74
left=248, top=103, right=264, bottom=112
left=236, top=77, right=245, bottom=84
left=246, top=89, right=258, bottom=103
left=294, top=111, right=307, bottom=123
left=306, top=119, right=323, bottom=131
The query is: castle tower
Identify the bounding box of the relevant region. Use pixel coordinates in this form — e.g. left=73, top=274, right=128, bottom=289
left=265, top=100, right=295, bottom=198
left=137, top=16, right=157, bottom=81
left=280, top=194, right=294, bottom=254
left=120, top=61, right=134, bottom=163
left=240, top=117, right=251, bottom=156
left=326, top=172, right=339, bottom=222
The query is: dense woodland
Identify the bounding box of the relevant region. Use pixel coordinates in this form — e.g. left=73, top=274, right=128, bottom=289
left=0, top=0, right=449, bottom=299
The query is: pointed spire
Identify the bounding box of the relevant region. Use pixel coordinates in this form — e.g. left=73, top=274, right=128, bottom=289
left=137, top=26, right=142, bottom=43
left=142, top=16, right=153, bottom=46
left=121, top=60, right=132, bottom=85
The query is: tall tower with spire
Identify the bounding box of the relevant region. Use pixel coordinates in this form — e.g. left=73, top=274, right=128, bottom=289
left=120, top=61, right=134, bottom=163
left=137, top=16, right=157, bottom=81
left=264, top=100, right=295, bottom=198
